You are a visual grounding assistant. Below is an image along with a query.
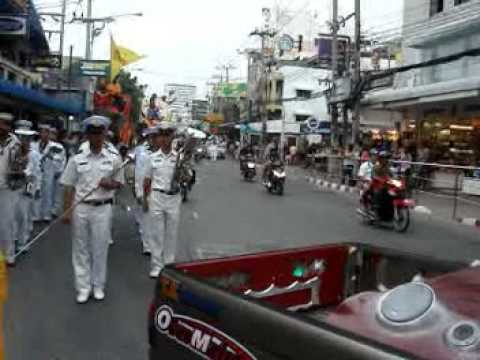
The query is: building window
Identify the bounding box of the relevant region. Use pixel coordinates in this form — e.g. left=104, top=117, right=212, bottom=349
left=454, top=0, right=470, bottom=5
left=276, top=80, right=284, bottom=101
left=296, top=89, right=312, bottom=99
left=295, top=114, right=310, bottom=122
left=430, top=0, right=444, bottom=15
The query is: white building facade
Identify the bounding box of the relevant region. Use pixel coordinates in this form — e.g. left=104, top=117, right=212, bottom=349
left=164, top=83, right=197, bottom=122
left=363, top=0, right=480, bottom=164
left=244, top=65, right=330, bottom=147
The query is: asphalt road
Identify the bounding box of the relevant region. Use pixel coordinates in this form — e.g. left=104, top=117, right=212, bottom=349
left=5, top=159, right=480, bottom=359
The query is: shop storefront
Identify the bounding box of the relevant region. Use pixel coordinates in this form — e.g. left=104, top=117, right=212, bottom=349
left=399, top=102, right=480, bottom=166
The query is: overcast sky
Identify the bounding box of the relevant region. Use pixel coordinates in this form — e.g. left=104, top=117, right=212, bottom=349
left=36, top=0, right=404, bottom=97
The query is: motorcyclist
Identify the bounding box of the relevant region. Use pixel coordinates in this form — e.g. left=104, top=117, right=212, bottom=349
left=371, top=151, right=393, bottom=218
left=239, top=144, right=255, bottom=172
left=263, top=145, right=281, bottom=184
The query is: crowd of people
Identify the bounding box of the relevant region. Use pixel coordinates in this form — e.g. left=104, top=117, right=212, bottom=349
left=0, top=112, right=188, bottom=304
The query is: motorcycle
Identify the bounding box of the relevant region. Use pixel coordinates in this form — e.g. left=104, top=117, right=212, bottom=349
left=264, top=161, right=286, bottom=196
left=240, top=155, right=256, bottom=181
left=194, top=146, right=205, bottom=163
left=179, top=165, right=195, bottom=203
left=357, top=177, right=415, bottom=233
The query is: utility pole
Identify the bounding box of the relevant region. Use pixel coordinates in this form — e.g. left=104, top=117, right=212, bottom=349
left=331, top=0, right=339, bottom=148
left=85, top=0, right=93, bottom=60
left=59, top=0, right=67, bottom=59
left=352, top=0, right=361, bottom=146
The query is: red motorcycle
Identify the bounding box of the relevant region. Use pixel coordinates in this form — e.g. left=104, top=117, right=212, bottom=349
left=357, top=176, right=415, bottom=233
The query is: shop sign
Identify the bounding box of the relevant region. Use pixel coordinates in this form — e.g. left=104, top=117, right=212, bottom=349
left=366, top=74, right=394, bottom=90
left=31, top=54, right=63, bottom=69
left=329, top=77, right=352, bottom=104
left=79, top=60, right=110, bottom=77
left=0, top=16, right=27, bottom=36
left=278, top=34, right=295, bottom=52
left=302, top=118, right=331, bottom=135
left=463, top=177, right=480, bottom=196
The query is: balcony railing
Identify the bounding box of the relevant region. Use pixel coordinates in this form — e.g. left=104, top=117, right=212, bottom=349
left=0, top=55, right=42, bottom=89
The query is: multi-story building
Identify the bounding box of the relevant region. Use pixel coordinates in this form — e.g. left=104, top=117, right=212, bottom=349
left=192, top=99, right=209, bottom=122
left=164, top=83, right=196, bottom=121
left=0, top=0, right=82, bottom=120
left=363, top=0, right=480, bottom=165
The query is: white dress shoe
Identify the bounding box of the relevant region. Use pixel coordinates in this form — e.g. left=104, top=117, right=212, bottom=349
left=76, top=290, right=90, bottom=304
left=149, top=268, right=162, bottom=278
left=93, top=287, right=105, bottom=301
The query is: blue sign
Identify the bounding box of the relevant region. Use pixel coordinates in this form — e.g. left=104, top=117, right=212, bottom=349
left=307, top=117, right=319, bottom=131
left=302, top=119, right=331, bottom=135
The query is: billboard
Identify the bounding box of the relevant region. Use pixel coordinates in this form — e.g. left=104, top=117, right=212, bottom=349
left=0, top=16, right=26, bottom=36
left=314, top=34, right=350, bottom=70
left=217, top=83, right=247, bottom=98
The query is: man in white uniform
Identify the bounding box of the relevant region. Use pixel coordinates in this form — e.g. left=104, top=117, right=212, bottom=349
left=134, top=128, right=156, bottom=255
left=0, top=113, right=19, bottom=266
left=33, top=125, right=65, bottom=222
left=61, top=116, right=124, bottom=304
left=12, top=121, right=41, bottom=254
left=49, top=126, right=66, bottom=218
left=143, top=123, right=181, bottom=278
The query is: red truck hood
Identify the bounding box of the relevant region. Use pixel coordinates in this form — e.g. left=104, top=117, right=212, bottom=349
left=325, top=267, right=480, bottom=360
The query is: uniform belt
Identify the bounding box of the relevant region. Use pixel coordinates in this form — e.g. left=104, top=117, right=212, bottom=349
left=153, top=189, right=178, bottom=196
left=82, top=199, right=113, bottom=207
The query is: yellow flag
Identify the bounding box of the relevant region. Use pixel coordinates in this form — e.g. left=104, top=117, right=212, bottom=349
left=110, top=36, right=145, bottom=81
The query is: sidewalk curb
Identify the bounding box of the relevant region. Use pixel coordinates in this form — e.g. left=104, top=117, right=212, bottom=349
left=306, top=176, right=442, bottom=220
left=457, top=218, right=480, bottom=228
left=305, top=172, right=480, bottom=230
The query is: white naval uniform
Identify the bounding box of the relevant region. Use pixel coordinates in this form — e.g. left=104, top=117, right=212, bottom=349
left=13, top=148, right=41, bottom=248
left=134, top=143, right=152, bottom=253
left=51, top=143, right=66, bottom=217
left=79, top=141, right=119, bottom=245
left=0, top=133, right=20, bottom=263
left=32, top=140, right=66, bottom=221
left=60, top=145, right=124, bottom=293
left=144, top=149, right=181, bottom=272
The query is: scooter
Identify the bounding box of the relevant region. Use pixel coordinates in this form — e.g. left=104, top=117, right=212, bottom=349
left=241, top=155, right=256, bottom=181
left=264, top=161, right=286, bottom=196
left=357, top=177, right=415, bottom=233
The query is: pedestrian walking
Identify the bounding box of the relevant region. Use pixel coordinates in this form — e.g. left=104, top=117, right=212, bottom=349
left=143, top=123, right=181, bottom=278
left=12, top=121, right=41, bottom=256
left=0, top=113, right=20, bottom=266
left=60, top=115, right=124, bottom=304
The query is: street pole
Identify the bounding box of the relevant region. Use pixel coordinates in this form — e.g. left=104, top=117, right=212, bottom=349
left=85, top=0, right=93, bottom=112
left=67, top=45, right=73, bottom=93
left=331, top=0, right=339, bottom=149
left=85, top=0, right=93, bottom=60
left=352, top=0, right=361, bottom=147
left=59, top=0, right=67, bottom=59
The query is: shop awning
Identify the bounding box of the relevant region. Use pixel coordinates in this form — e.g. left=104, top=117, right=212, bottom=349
left=362, top=76, right=480, bottom=109
left=0, top=79, right=84, bottom=114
